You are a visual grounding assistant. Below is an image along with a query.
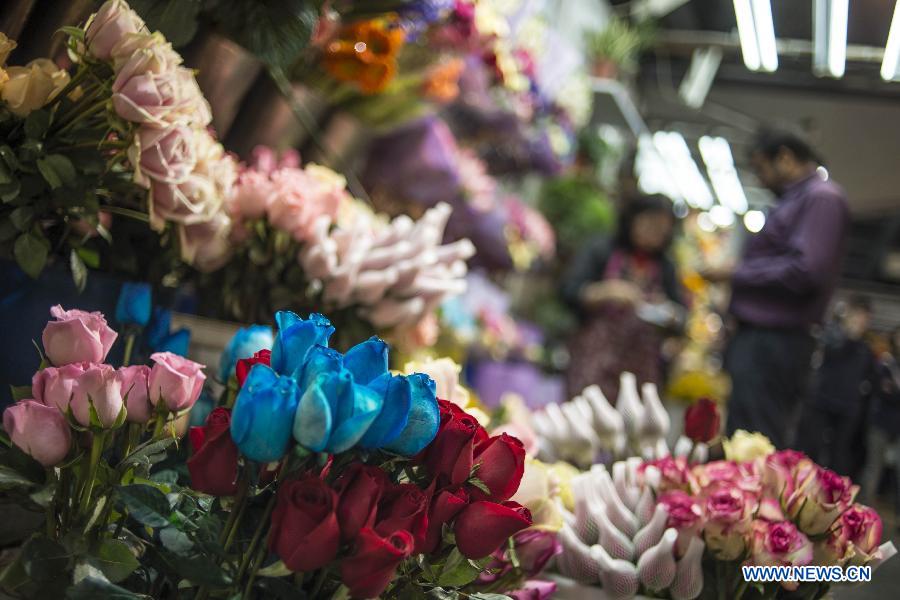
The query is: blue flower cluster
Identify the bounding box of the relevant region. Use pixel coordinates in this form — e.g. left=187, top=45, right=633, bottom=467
left=229, top=311, right=440, bottom=463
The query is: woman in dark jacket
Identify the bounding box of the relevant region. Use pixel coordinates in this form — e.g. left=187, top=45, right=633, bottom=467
left=860, top=327, right=900, bottom=512
left=562, top=194, right=685, bottom=400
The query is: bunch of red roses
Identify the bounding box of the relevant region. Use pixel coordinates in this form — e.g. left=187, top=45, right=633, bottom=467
left=187, top=369, right=532, bottom=598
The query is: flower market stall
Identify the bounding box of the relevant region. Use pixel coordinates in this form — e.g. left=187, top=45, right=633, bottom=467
left=3, top=1, right=900, bottom=599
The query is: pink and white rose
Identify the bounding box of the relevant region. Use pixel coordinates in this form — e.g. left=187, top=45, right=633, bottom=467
left=747, top=520, right=813, bottom=590
left=787, top=466, right=857, bottom=536
left=703, top=485, right=752, bottom=560
left=658, top=490, right=705, bottom=557
left=85, top=0, right=146, bottom=61
left=130, top=124, right=196, bottom=187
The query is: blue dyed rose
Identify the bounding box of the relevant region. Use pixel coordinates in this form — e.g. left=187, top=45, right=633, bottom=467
left=230, top=364, right=300, bottom=463
left=115, top=282, right=152, bottom=326
left=219, top=324, right=274, bottom=380
left=270, top=311, right=335, bottom=376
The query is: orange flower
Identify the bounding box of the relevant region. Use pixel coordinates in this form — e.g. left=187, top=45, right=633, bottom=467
left=323, top=18, right=405, bottom=94
left=421, top=58, right=464, bottom=103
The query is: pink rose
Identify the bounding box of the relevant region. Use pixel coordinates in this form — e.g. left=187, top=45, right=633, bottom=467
left=747, top=520, right=813, bottom=589
left=3, top=400, right=72, bottom=466
left=841, top=504, right=882, bottom=562
left=42, top=305, right=118, bottom=366
left=642, top=456, right=696, bottom=493
left=85, top=0, right=146, bottom=61
left=113, top=61, right=206, bottom=126
left=703, top=485, right=752, bottom=560
left=757, top=497, right=786, bottom=522
left=148, top=352, right=206, bottom=412
left=178, top=213, right=233, bottom=272
left=658, top=490, right=705, bottom=557
left=72, top=364, right=124, bottom=428
left=32, top=363, right=88, bottom=412
left=787, top=467, right=857, bottom=535
left=118, top=365, right=152, bottom=423
left=759, top=450, right=810, bottom=501
left=130, top=125, right=196, bottom=187
left=229, top=169, right=276, bottom=219
left=508, top=580, right=557, bottom=600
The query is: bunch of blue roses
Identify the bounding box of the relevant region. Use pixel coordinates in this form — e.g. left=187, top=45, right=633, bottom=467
left=230, top=311, right=441, bottom=463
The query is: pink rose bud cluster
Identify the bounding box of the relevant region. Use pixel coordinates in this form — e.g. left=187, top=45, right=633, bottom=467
left=300, top=201, right=475, bottom=330
left=3, top=305, right=206, bottom=467
left=84, top=0, right=236, bottom=270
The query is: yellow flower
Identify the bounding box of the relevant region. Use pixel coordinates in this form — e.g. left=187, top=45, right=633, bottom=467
left=0, top=33, right=16, bottom=66
left=548, top=461, right=581, bottom=512
left=723, top=429, right=775, bottom=463
left=2, top=59, right=70, bottom=117
left=512, top=458, right=564, bottom=532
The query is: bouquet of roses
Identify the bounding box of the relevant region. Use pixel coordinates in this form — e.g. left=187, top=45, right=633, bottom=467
left=0, top=0, right=235, bottom=285
left=0, top=304, right=207, bottom=598
left=181, top=310, right=534, bottom=599
left=207, top=146, right=475, bottom=346
left=552, top=442, right=897, bottom=599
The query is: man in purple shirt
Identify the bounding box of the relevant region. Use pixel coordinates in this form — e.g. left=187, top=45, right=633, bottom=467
left=704, top=129, right=849, bottom=447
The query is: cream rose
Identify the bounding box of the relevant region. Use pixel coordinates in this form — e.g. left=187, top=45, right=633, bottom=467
left=723, top=429, right=775, bottom=463
left=1, top=59, right=70, bottom=117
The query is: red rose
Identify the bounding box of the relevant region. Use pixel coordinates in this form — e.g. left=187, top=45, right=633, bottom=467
left=340, top=527, right=414, bottom=599
left=454, top=500, right=532, bottom=559
left=187, top=408, right=239, bottom=496
left=424, top=486, right=469, bottom=554
left=423, top=400, right=488, bottom=486
left=470, top=433, right=526, bottom=502
left=268, top=477, right=340, bottom=572
left=235, top=349, right=271, bottom=388
left=684, top=398, right=720, bottom=443
left=335, top=464, right=389, bottom=542
left=375, top=482, right=432, bottom=553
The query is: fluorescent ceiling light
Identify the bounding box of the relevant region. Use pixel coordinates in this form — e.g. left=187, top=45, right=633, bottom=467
left=679, top=47, right=723, bottom=108
left=883, top=1, right=900, bottom=80
left=698, top=136, right=749, bottom=214
left=744, top=210, right=766, bottom=233
left=653, top=131, right=714, bottom=210
left=635, top=134, right=683, bottom=203
left=733, top=0, right=778, bottom=72
left=814, top=0, right=848, bottom=78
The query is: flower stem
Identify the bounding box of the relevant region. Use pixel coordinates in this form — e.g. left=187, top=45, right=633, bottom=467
left=152, top=412, right=168, bottom=439
left=235, top=491, right=278, bottom=583
left=78, top=430, right=107, bottom=519
left=219, top=472, right=250, bottom=550
left=310, top=569, right=329, bottom=598
left=241, top=541, right=268, bottom=599
left=122, top=332, right=136, bottom=367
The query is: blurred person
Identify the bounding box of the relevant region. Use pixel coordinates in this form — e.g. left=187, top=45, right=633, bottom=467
left=562, top=194, right=685, bottom=400
left=796, top=296, right=876, bottom=478
left=703, top=129, right=849, bottom=448
left=860, top=327, right=900, bottom=514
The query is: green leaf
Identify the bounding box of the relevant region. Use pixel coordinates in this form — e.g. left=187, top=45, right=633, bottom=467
left=9, top=206, right=33, bottom=231
left=9, top=384, right=32, bottom=401
left=256, top=559, right=292, bottom=578
left=0, top=145, right=21, bottom=171
left=59, top=26, right=86, bottom=42
left=1, top=179, right=22, bottom=203
left=426, top=589, right=460, bottom=600
left=65, top=575, right=142, bottom=599
left=36, top=157, right=63, bottom=189
left=436, top=548, right=487, bottom=588
left=0, top=464, right=38, bottom=490
left=14, top=232, right=49, bottom=278
left=219, top=0, right=317, bottom=68
left=43, top=154, right=77, bottom=187
left=470, top=595, right=514, bottom=600
left=116, top=483, right=172, bottom=527
left=161, top=551, right=231, bottom=586
left=90, top=539, right=139, bottom=583
left=159, top=527, right=193, bottom=555
left=467, top=477, right=491, bottom=496
left=29, top=482, right=56, bottom=508
left=129, top=0, right=201, bottom=46
left=21, top=536, right=71, bottom=581
left=0, top=219, right=17, bottom=241
left=70, top=248, right=88, bottom=292
left=24, top=110, right=51, bottom=139
left=0, top=160, right=10, bottom=184
left=118, top=437, right=176, bottom=470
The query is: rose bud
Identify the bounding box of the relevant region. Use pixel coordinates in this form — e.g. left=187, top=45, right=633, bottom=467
left=454, top=500, right=532, bottom=559
left=148, top=351, right=206, bottom=412
left=72, top=364, right=124, bottom=428
left=268, top=477, right=340, bottom=572
left=334, top=464, right=389, bottom=542
left=118, top=365, right=151, bottom=423
left=270, top=311, right=334, bottom=376
left=114, top=282, right=152, bottom=327
left=32, top=363, right=88, bottom=413
left=423, top=486, right=469, bottom=554
left=340, top=528, right=414, bottom=599
left=470, top=433, right=526, bottom=502
left=231, top=364, right=299, bottom=463
left=235, top=349, right=271, bottom=388
left=42, top=305, right=118, bottom=366
left=747, top=520, right=813, bottom=590
left=703, top=486, right=751, bottom=560
left=683, top=398, right=720, bottom=443
left=841, top=504, right=883, bottom=564
left=760, top=449, right=809, bottom=500
left=3, top=400, right=72, bottom=467
left=423, top=400, right=488, bottom=486
left=375, top=482, right=432, bottom=554
left=84, top=0, right=146, bottom=61
left=787, top=466, right=857, bottom=536
left=513, top=529, right=562, bottom=576
left=219, top=326, right=273, bottom=382
left=187, top=408, right=239, bottom=496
